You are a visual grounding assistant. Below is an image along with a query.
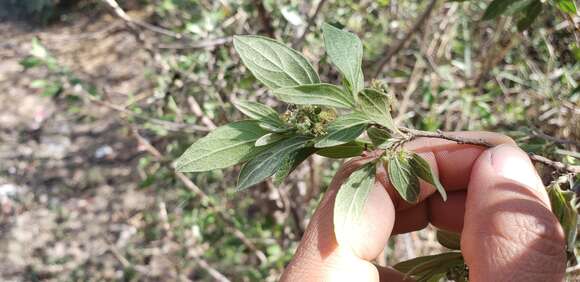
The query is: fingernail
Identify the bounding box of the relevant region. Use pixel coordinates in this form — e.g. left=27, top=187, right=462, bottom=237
left=489, top=144, right=542, bottom=190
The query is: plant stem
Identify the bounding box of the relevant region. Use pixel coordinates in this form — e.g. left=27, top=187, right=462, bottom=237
left=398, top=127, right=580, bottom=174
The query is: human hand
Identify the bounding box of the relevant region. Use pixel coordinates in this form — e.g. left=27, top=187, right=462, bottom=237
left=281, top=132, right=567, bottom=282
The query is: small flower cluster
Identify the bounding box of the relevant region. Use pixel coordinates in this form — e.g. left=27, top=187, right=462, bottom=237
left=282, top=105, right=337, bottom=137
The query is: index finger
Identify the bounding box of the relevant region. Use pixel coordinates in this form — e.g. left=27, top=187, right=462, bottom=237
left=378, top=131, right=516, bottom=211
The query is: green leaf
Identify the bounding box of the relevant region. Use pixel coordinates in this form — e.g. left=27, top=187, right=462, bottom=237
left=273, top=83, right=355, bottom=109
left=516, top=1, right=543, bottom=31
left=367, top=127, right=391, bottom=148
left=553, top=0, right=577, bottom=14
left=273, top=147, right=317, bottom=185
left=547, top=183, right=578, bottom=256
left=175, top=121, right=269, bottom=172
left=482, top=0, right=526, bottom=20
left=394, top=252, right=462, bottom=274
left=315, top=112, right=369, bottom=148
left=409, top=152, right=447, bottom=201
left=333, top=163, right=376, bottom=244
left=20, top=56, right=43, bottom=69
left=322, top=23, right=364, bottom=95
left=387, top=151, right=420, bottom=203
left=394, top=252, right=463, bottom=279
left=258, top=122, right=291, bottom=133
left=237, top=136, right=308, bottom=190
left=255, top=133, right=286, bottom=146
left=316, top=141, right=365, bottom=158
left=436, top=229, right=461, bottom=250
left=233, top=35, right=320, bottom=89
left=233, top=100, right=287, bottom=131
left=358, top=89, right=395, bottom=131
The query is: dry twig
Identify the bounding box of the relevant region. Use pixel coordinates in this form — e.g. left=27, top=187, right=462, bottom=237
left=293, top=0, right=328, bottom=48
left=529, top=126, right=580, bottom=147
left=130, top=127, right=268, bottom=264
left=253, top=0, right=275, bottom=37
left=187, top=96, right=217, bottom=130
left=74, top=87, right=209, bottom=133
left=373, top=0, right=439, bottom=78
left=100, top=0, right=231, bottom=51
left=394, top=58, right=425, bottom=124
left=156, top=37, right=232, bottom=50
left=100, top=0, right=182, bottom=39
left=194, top=257, right=232, bottom=282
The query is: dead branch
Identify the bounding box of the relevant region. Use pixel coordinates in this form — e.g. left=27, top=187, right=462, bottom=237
left=253, top=0, right=275, bottom=37
left=373, top=0, right=439, bottom=78
left=130, top=127, right=268, bottom=264
left=156, top=37, right=232, bottom=50
left=394, top=58, right=425, bottom=124
left=293, top=0, right=328, bottom=48
left=193, top=257, right=232, bottom=282
left=158, top=200, right=231, bottom=282
left=100, top=0, right=230, bottom=52
left=529, top=126, right=580, bottom=147
left=74, top=87, right=209, bottom=133
left=187, top=96, right=217, bottom=130
left=100, top=0, right=182, bottom=39
left=472, top=35, right=519, bottom=88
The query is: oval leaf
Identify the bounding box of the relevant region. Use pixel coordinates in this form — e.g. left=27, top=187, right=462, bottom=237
left=258, top=121, right=291, bottom=133
left=233, top=35, right=320, bottom=89
left=358, top=89, right=395, bottom=131
left=394, top=252, right=464, bottom=281
left=315, top=112, right=369, bottom=148
left=436, top=229, right=461, bottom=250
left=322, top=23, right=364, bottom=95
left=233, top=100, right=287, bottom=131
left=175, top=121, right=269, bottom=172
left=316, top=141, right=365, bottom=158
left=367, top=127, right=391, bottom=148
left=237, top=136, right=308, bottom=190
left=273, top=83, right=355, bottom=109
left=333, top=163, right=376, bottom=245
left=547, top=184, right=578, bottom=255
left=394, top=252, right=462, bottom=274
left=255, top=133, right=286, bottom=147
left=273, top=147, right=317, bottom=185
left=387, top=151, right=420, bottom=203
left=409, top=152, right=447, bottom=201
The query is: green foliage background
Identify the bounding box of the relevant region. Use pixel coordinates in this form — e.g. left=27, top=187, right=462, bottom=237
left=2, top=0, right=579, bottom=281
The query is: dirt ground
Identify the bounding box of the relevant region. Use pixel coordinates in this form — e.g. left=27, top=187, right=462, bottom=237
left=5, top=2, right=577, bottom=281
left=0, top=7, right=174, bottom=280
left=0, top=9, right=446, bottom=279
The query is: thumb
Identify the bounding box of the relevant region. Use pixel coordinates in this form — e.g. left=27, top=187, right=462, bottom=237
left=281, top=156, right=406, bottom=281
left=461, top=144, right=567, bottom=282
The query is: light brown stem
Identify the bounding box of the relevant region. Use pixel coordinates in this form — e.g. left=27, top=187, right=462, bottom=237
left=398, top=127, right=580, bottom=174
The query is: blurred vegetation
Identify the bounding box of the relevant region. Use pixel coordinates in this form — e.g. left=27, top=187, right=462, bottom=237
left=1, top=0, right=579, bottom=281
